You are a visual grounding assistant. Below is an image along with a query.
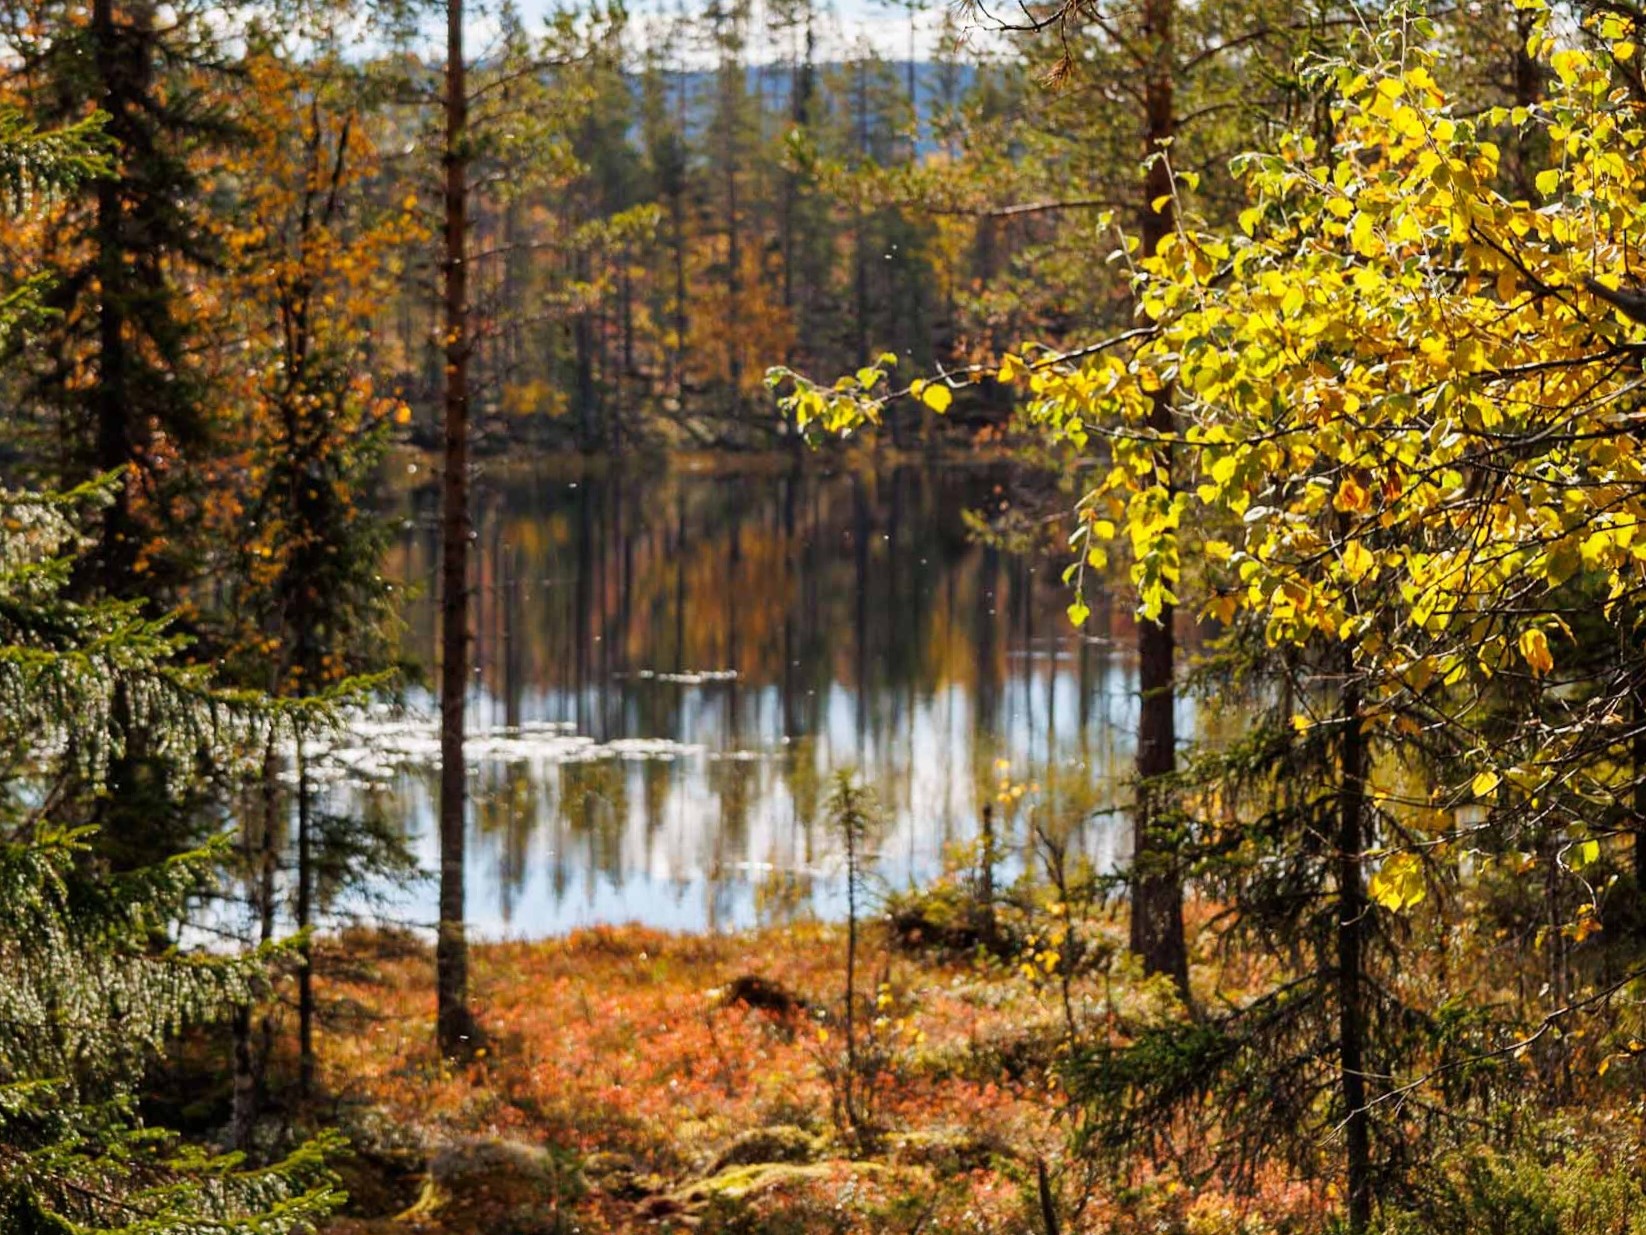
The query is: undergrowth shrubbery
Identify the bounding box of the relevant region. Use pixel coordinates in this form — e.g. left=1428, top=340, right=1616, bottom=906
left=1382, top=1143, right=1646, bottom=1235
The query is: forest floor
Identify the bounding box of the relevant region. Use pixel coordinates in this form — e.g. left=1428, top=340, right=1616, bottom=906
left=318, top=920, right=1057, bottom=1234
left=314, top=915, right=1320, bottom=1235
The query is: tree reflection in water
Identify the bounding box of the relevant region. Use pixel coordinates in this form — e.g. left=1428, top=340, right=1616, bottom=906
left=339, top=460, right=1187, bottom=936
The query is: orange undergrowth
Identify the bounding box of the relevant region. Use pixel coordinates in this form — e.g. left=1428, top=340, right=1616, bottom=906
left=317, top=918, right=1323, bottom=1234
left=319, top=922, right=1056, bottom=1230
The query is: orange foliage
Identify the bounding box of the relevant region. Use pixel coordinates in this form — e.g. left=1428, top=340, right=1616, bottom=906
left=318, top=922, right=1327, bottom=1234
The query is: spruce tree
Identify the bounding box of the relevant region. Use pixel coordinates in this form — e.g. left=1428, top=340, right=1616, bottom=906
left=0, top=480, right=342, bottom=1233
left=0, top=106, right=340, bottom=1235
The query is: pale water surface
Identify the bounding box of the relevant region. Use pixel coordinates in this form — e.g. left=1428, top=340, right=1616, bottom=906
left=320, top=460, right=1187, bottom=937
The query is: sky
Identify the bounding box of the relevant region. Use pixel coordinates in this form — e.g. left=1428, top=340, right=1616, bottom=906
left=274, top=0, right=1010, bottom=77
left=502, top=0, right=1008, bottom=67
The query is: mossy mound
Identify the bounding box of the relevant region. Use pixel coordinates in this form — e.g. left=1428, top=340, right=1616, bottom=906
left=913, top=1019, right=1062, bottom=1085
left=677, top=1159, right=923, bottom=1205
left=677, top=1159, right=942, bottom=1234
left=709, top=1124, right=824, bottom=1173
left=399, top=1137, right=582, bottom=1234
left=885, top=882, right=1015, bottom=958
left=331, top=1145, right=426, bottom=1220
left=583, top=1150, right=667, bottom=1201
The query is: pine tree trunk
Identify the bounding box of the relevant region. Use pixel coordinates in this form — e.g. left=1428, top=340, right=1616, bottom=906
left=575, top=249, right=596, bottom=447
left=842, top=792, right=858, bottom=1132
left=672, top=182, right=688, bottom=405
left=255, top=739, right=281, bottom=1096
left=978, top=803, right=997, bottom=943
left=437, top=0, right=474, bottom=1060
left=230, top=738, right=282, bottom=1148
left=1337, top=677, right=1371, bottom=1235
left=853, top=61, right=869, bottom=372
left=723, top=53, right=743, bottom=417
left=229, top=1001, right=256, bottom=1150
left=91, top=0, right=139, bottom=593
left=294, top=734, right=316, bottom=1095
left=726, top=161, right=741, bottom=409
left=1128, top=0, right=1188, bottom=998
left=1511, top=8, right=1542, bottom=199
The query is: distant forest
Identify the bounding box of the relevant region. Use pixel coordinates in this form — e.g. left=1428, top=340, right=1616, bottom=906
left=366, top=17, right=1035, bottom=450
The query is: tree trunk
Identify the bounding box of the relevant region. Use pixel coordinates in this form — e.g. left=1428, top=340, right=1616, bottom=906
left=723, top=56, right=743, bottom=416
left=1337, top=677, right=1371, bottom=1235
left=853, top=61, right=870, bottom=371
left=437, top=0, right=475, bottom=1059
left=1511, top=8, right=1543, bottom=199
left=668, top=57, right=689, bottom=412
left=671, top=181, right=688, bottom=405
left=296, top=733, right=316, bottom=1094
left=843, top=792, right=858, bottom=1131
left=575, top=249, right=596, bottom=447
left=1128, top=0, right=1189, bottom=998
left=230, top=737, right=282, bottom=1148
left=229, top=1001, right=256, bottom=1150
left=91, top=0, right=139, bottom=593
left=978, top=803, right=998, bottom=944
left=1634, top=682, right=1646, bottom=891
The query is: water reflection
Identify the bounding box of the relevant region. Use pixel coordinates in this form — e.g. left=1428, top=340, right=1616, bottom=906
left=346, top=461, right=1189, bottom=936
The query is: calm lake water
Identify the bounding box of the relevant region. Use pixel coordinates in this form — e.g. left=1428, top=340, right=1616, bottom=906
left=326, top=458, right=1183, bottom=937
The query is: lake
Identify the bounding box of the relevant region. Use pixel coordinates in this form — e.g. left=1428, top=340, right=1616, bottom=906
left=323, top=457, right=1180, bottom=937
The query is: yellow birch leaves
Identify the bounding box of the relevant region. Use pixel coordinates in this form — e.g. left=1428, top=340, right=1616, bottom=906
left=1370, top=853, right=1427, bottom=913
left=1013, top=27, right=1646, bottom=689
left=997, top=11, right=1646, bottom=922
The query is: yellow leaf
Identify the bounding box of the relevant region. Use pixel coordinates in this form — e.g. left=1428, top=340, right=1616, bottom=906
left=1369, top=852, right=1427, bottom=912
left=1471, top=770, right=1500, bottom=798
left=920, top=382, right=953, bottom=413
left=1534, top=168, right=1561, bottom=196
left=1334, top=476, right=1371, bottom=514
left=1341, top=539, right=1374, bottom=583
left=1350, top=213, right=1379, bottom=258
left=1551, top=48, right=1589, bottom=84
left=1519, top=627, right=1554, bottom=675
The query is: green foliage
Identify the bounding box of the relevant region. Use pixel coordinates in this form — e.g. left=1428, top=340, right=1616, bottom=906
left=0, top=105, right=108, bottom=208
left=0, top=98, right=342, bottom=1216
left=0, top=484, right=224, bottom=781
left=0, top=830, right=343, bottom=1234
left=1383, top=1146, right=1646, bottom=1235
left=0, top=480, right=342, bottom=1230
